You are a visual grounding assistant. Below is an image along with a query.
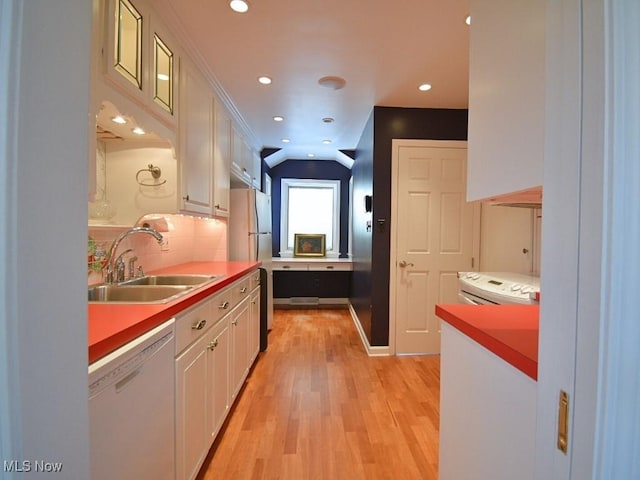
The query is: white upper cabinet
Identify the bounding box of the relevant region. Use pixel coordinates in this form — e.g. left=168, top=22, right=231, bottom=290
left=102, top=0, right=177, bottom=126
left=231, top=126, right=261, bottom=188
left=179, top=59, right=214, bottom=215
left=213, top=99, right=231, bottom=217
left=251, top=149, right=262, bottom=190
left=231, top=126, right=250, bottom=185
left=179, top=59, right=235, bottom=218
left=466, top=0, right=545, bottom=202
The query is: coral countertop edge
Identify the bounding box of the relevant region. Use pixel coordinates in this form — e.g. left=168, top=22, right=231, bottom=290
left=88, top=261, right=260, bottom=363
left=435, top=304, right=539, bottom=380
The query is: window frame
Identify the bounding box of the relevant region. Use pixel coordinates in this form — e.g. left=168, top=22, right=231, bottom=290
left=279, top=178, right=341, bottom=258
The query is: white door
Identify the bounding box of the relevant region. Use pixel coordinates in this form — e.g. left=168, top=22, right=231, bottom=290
left=479, top=204, right=536, bottom=274
left=391, top=140, right=479, bottom=354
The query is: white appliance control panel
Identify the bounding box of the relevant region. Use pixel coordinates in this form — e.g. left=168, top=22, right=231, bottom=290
left=458, top=272, right=540, bottom=305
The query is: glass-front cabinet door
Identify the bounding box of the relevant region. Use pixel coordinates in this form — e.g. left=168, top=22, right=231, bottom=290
left=153, top=34, right=174, bottom=114
left=114, top=0, right=142, bottom=89
left=104, top=0, right=177, bottom=122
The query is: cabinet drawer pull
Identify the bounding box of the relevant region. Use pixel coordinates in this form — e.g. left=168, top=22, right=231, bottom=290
left=282, top=265, right=290, bottom=269
left=219, top=301, right=230, bottom=310
left=207, top=339, right=218, bottom=351
left=326, top=265, right=334, bottom=269
left=240, top=287, right=247, bottom=294
left=192, top=319, right=207, bottom=330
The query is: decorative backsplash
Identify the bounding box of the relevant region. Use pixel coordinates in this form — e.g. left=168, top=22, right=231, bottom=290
left=88, top=213, right=228, bottom=285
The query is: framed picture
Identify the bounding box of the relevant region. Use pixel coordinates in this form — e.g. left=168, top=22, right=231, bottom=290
left=294, top=233, right=326, bottom=257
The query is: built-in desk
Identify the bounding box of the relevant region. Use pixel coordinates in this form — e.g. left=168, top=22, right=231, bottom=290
left=271, top=257, right=352, bottom=306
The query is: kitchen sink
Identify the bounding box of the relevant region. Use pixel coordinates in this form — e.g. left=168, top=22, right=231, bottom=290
left=88, top=285, right=194, bottom=303
left=120, top=274, right=218, bottom=287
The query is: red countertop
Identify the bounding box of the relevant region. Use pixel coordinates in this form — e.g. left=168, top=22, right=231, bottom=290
left=435, top=304, right=539, bottom=380
left=88, top=261, right=260, bottom=363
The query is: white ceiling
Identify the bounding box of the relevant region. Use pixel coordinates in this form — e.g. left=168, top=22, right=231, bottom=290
left=153, top=0, right=470, bottom=167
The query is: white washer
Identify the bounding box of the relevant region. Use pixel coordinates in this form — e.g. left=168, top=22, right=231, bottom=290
left=458, top=271, right=540, bottom=305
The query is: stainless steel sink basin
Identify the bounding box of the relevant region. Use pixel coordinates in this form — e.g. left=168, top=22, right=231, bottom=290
left=120, top=274, right=218, bottom=287
left=88, top=285, right=193, bottom=303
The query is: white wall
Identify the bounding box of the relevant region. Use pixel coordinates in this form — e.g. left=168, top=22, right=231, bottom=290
left=0, top=0, right=91, bottom=478
left=479, top=204, right=539, bottom=274
left=103, top=142, right=178, bottom=225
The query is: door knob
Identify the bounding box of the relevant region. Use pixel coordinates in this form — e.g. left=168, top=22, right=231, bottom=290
left=399, top=260, right=414, bottom=268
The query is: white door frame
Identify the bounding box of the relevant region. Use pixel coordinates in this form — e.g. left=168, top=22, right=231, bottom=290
left=537, top=0, right=640, bottom=478
left=0, top=0, right=92, bottom=476
left=389, top=139, right=479, bottom=355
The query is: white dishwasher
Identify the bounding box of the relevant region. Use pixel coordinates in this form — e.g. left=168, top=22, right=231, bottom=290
left=89, top=318, right=175, bottom=480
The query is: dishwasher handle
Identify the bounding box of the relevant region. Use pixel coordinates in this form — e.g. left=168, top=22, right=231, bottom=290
left=115, top=366, right=143, bottom=393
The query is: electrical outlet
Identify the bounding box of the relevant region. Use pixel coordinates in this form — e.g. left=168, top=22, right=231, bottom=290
left=160, top=238, right=170, bottom=251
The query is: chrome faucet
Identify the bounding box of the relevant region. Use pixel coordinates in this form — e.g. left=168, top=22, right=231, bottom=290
left=103, top=227, right=163, bottom=283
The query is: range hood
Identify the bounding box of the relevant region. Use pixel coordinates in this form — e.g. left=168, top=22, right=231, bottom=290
left=483, top=187, right=542, bottom=208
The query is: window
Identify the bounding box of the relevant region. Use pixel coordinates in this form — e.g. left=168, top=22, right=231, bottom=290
left=280, top=179, right=340, bottom=257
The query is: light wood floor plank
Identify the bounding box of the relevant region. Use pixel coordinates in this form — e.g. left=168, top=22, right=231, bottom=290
left=197, top=308, right=440, bottom=480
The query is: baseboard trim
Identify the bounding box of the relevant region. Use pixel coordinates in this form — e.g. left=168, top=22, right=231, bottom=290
left=348, top=304, right=391, bottom=357
left=274, top=297, right=350, bottom=306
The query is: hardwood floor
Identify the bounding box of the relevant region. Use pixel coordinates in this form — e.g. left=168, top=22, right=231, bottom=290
left=197, top=308, right=440, bottom=480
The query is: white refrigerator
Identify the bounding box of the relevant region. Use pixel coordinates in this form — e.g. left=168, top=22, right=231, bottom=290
left=229, top=188, right=274, bottom=332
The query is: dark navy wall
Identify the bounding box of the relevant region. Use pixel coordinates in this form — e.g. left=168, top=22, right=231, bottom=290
left=267, top=159, right=352, bottom=258
left=351, top=112, right=374, bottom=340
left=351, top=106, right=469, bottom=346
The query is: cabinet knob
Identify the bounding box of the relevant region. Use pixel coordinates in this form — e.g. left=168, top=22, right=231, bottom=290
left=207, top=339, right=218, bottom=351
left=192, top=319, right=207, bottom=330
left=231, top=319, right=238, bottom=326
left=219, top=301, right=230, bottom=310
left=240, top=287, right=247, bottom=294
left=182, top=194, right=190, bottom=202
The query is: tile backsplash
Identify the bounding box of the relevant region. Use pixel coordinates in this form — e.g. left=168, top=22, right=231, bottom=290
left=88, top=213, right=228, bottom=285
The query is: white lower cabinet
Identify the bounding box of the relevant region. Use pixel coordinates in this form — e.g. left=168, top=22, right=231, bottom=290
left=175, top=330, right=210, bottom=480
left=206, top=317, right=230, bottom=443
left=439, top=322, right=536, bottom=480
left=229, top=296, right=250, bottom=403
left=249, top=285, right=261, bottom=365
left=174, top=270, right=260, bottom=480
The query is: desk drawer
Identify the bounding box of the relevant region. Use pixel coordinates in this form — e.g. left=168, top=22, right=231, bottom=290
left=307, top=262, right=352, bottom=271
left=272, top=262, right=306, bottom=271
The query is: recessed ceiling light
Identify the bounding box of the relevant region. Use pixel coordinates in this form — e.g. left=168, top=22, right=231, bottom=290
left=418, top=83, right=432, bottom=92
left=307, top=153, right=315, bottom=158
left=258, top=76, right=272, bottom=85
left=281, top=138, right=290, bottom=143
left=132, top=127, right=145, bottom=135
left=229, top=0, right=249, bottom=13
left=111, top=116, right=127, bottom=124
left=322, top=139, right=332, bottom=145
left=273, top=116, right=284, bottom=122
left=322, top=117, right=334, bottom=124
left=318, top=76, right=346, bottom=90
left=465, top=15, right=471, bottom=25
